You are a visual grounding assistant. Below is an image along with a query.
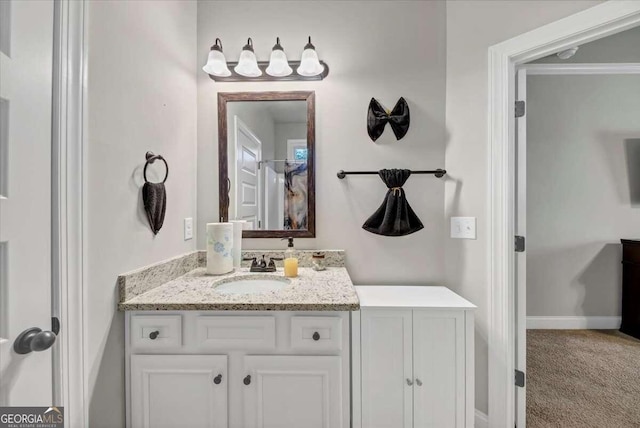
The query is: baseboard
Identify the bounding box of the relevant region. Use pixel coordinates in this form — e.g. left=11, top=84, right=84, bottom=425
left=527, top=316, right=621, bottom=329
left=475, top=409, right=488, bottom=428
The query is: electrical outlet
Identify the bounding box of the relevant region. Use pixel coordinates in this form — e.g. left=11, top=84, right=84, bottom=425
left=184, top=217, right=193, bottom=240
left=451, top=217, right=476, bottom=239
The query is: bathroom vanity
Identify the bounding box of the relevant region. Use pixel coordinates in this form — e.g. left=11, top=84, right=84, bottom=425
left=118, top=250, right=357, bottom=428
left=119, top=251, right=476, bottom=428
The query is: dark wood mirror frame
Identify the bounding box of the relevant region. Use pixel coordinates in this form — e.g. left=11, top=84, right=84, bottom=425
left=218, top=91, right=316, bottom=238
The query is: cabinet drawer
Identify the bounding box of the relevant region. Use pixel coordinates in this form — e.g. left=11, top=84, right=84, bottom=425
left=196, top=316, right=276, bottom=350
left=290, top=316, right=342, bottom=351
left=130, top=315, right=182, bottom=349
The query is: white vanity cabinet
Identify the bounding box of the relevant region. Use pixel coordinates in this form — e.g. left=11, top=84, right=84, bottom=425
left=242, top=355, right=343, bottom=428
left=125, top=311, right=350, bottom=428
left=130, top=355, right=228, bottom=428
left=353, top=286, right=476, bottom=428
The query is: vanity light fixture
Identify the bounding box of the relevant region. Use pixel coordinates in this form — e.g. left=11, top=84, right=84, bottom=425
left=234, top=38, right=262, bottom=77
left=297, top=37, right=324, bottom=77
left=265, top=37, right=293, bottom=77
left=202, top=38, right=231, bottom=77
left=203, top=37, right=329, bottom=82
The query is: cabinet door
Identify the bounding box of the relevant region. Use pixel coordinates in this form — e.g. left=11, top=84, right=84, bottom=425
left=412, top=310, right=465, bottom=428
left=243, top=355, right=343, bottom=428
left=131, top=355, right=228, bottom=428
left=361, top=309, right=413, bottom=428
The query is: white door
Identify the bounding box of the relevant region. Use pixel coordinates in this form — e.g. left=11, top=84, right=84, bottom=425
left=243, top=355, right=343, bottom=428
left=130, top=355, right=228, bottom=428
left=0, top=0, right=56, bottom=406
left=361, top=309, right=412, bottom=428
left=515, top=68, right=528, bottom=427
left=234, top=117, right=262, bottom=229
left=412, top=310, right=465, bottom=428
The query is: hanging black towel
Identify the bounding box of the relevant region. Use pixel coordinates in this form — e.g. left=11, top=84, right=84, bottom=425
left=362, top=169, right=424, bottom=236
left=143, top=182, right=166, bottom=235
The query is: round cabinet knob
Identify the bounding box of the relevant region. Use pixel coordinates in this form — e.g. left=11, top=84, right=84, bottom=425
left=415, top=378, right=423, bottom=386
left=406, top=378, right=413, bottom=386
left=13, top=327, right=57, bottom=355
left=312, top=332, right=320, bottom=341
left=149, top=331, right=160, bottom=340
left=243, top=375, right=252, bottom=385
left=213, top=374, right=222, bottom=385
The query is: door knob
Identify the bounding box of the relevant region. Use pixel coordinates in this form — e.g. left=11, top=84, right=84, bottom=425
left=243, top=375, right=251, bottom=385
left=213, top=374, right=222, bottom=385
left=406, top=378, right=413, bottom=386
left=13, top=327, right=57, bottom=355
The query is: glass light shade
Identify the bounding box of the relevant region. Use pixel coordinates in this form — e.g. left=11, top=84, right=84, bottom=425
left=297, top=46, right=324, bottom=77
left=202, top=48, right=231, bottom=77
left=234, top=49, right=262, bottom=77
left=266, top=49, right=292, bottom=77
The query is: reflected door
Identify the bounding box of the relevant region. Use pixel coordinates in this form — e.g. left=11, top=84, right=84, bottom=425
left=233, top=117, right=262, bottom=230
left=0, top=0, right=55, bottom=406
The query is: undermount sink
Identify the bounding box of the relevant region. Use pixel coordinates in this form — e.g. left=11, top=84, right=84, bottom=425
left=214, top=276, right=290, bottom=295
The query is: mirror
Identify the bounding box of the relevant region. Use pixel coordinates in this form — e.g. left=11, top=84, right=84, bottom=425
left=218, top=91, right=315, bottom=238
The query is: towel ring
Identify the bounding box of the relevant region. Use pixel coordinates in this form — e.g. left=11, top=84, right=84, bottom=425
left=144, top=151, right=169, bottom=183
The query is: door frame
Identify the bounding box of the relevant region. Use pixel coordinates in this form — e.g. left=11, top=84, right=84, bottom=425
left=513, top=61, right=640, bottom=427
left=487, top=2, right=640, bottom=427
left=51, top=0, right=87, bottom=425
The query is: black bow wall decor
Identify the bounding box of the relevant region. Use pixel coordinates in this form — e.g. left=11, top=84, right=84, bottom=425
left=367, top=97, right=410, bottom=142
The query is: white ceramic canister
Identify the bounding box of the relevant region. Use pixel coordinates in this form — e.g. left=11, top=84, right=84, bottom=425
left=206, top=222, right=234, bottom=275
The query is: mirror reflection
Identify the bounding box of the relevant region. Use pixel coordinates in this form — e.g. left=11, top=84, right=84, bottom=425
left=227, top=100, right=309, bottom=231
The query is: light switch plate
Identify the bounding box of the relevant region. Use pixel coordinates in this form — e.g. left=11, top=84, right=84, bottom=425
left=184, top=217, right=193, bottom=240
left=451, top=217, right=476, bottom=239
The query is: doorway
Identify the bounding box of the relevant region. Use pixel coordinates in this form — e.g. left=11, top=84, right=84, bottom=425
left=515, top=51, right=640, bottom=426
left=487, top=3, right=640, bottom=427
left=0, top=0, right=86, bottom=423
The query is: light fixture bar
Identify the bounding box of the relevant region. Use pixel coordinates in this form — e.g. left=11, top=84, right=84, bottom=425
left=207, top=60, right=330, bottom=82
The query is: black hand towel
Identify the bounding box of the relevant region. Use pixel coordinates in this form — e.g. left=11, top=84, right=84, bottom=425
left=362, top=169, right=424, bottom=236
left=143, top=182, right=166, bottom=235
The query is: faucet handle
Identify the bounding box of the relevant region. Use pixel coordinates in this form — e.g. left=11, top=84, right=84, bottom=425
left=242, top=257, right=257, bottom=267
left=267, top=257, right=283, bottom=268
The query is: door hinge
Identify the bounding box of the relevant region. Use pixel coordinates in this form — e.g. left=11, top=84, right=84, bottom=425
left=515, top=236, right=525, bottom=252
left=515, top=369, right=525, bottom=387
left=515, top=100, right=526, bottom=118
left=258, top=220, right=261, bottom=228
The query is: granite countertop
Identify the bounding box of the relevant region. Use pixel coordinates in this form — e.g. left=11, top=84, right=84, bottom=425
left=117, top=250, right=359, bottom=311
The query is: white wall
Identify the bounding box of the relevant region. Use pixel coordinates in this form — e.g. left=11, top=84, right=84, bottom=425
left=197, top=1, right=448, bottom=287
left=274, top=122, right=306, bottom=160
left=534, top=25, right=640, bottom=63
left=443, top=0, right=603, bottom=413
left=527, top=75, right=640, bottom=317
left=86, top=1, right=197, bottom=426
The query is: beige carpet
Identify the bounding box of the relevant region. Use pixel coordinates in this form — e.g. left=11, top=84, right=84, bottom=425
left=527, top=330, right=640, bottom=428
